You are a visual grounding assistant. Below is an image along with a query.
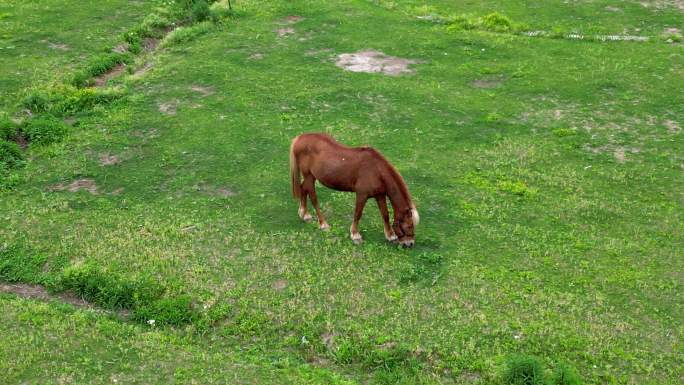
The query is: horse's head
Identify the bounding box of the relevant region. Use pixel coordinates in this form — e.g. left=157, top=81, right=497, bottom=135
left=393, top=203, right=419, bottom=248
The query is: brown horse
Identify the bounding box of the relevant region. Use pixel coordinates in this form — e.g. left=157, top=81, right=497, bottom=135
left=289, top=133, right=419, bottom=247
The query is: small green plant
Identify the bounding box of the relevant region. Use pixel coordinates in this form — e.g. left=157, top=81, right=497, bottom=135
left=398, top=253, right=444, bottom=285
left=133, top=295, right=199, bottom=326
left=0, top=141, right=24, bottom=170
left=497, top=180, right=537, bottom=197
left=0, top=116, right=19, bottom=140
left=447, top=12, right=526, bottom=34
left=22, top=115, right=68, bottom=145
left=551, top=363, right=582, bottom=385
left=190, top=0, right=212, bottom=22
left=502, top=355, right=547, bottom=385
left=552, top=128, right=577, bottom=137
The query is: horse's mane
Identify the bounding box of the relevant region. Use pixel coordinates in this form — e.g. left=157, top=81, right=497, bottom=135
left=364, top=147, right=413, bottom=207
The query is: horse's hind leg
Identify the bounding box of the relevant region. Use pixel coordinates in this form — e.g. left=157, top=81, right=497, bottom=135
left=298, top=184, right=312, bottom=222
left=376, top=195, right=397, bottom=242
left=303, top=175, right=329, bottom=230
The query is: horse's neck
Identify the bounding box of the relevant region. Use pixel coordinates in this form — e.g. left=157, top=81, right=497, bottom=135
left=384, top=171, right=410, bottom=214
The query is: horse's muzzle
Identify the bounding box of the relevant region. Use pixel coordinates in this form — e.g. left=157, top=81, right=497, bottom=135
left=401, top=240, right=415, bottom=248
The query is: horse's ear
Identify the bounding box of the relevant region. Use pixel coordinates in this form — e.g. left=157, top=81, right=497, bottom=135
left=411, top=203, right=420, bottom=226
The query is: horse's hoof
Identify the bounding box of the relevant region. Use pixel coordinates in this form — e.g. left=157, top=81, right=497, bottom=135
left=302, top=213, right=313, bottom=222
left=319, top=223, right=330, bottom=231
left=385, top=233, right=398, bottom=242
left=351, top=233, right=363, bottom=244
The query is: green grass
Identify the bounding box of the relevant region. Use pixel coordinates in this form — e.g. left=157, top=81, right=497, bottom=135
left=1, top=0, right=683, bottom=384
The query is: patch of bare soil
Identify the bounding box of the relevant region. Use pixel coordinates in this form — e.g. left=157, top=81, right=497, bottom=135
left=190, top=85, right=215, bottom=96
left=305, top=48, right=332, bottom=57
left=111, top=187, right=125, bottom=195
left=93, top=63, right=127, bottom=87
left=248, top=53, right=264, bottom=60
left=272, top=279, right=288, bottom=290
left=112, top=43, right=129, bottom=53
left=194, top=183, right=237, bottom=197
left=50, top=179, right=98, bottom=194
left=0, top=282, right=129, bottom=317
left=143, top=37, right=160, bottom=52
left=471, top=75, right=507, bottom=89
left=605, top=6, right=623, bottom=12
left=585, top=144, right=640, bottom=163
left=664, top=119, right=681, bottom=133
left=335, top=50, right=420, bottom=76
left=321, top=332, right=337, bottom=349
left=1, top=282, right=91, bottom=308
left=158, top=100, right=178, bottom=115
left=456, top=370, right=483, bottom=384
left=640, top=1, right=684, bottom=10
left=14, top=133, right=29, bottom=149
left=99, top=153, right=120, bottom=166
left=283, top=15, right=304, bottom=24
left=276, top=27, right=295, bottom=37
left=46, top=41, right=70, bottom=50
left=133, top=62, right=154, bottom=77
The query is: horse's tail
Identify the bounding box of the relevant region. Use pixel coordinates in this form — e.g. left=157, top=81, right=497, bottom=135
left=290, top=136, right=302, bottom=199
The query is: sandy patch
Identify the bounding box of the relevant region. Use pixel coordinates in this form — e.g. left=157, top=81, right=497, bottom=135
left=272, top=279, right=288, bottom=290
left=248, top=53, right=264, bottom=60
left=93, top=63, right=126, bottom=87
left=664, top=119, right=681, bottom=133
left=471, top=75, right=506, bottom=89
left=277, top=27, right=295, bottom=37
left=99, top=153, right=120, bottom=166
left=190, top=85, right=215, bottom=96
left=335, top=50, right=420, bottom=76
left=50, top=179, right=99, bottom=194
left=158, top=100, right=178, bottom=115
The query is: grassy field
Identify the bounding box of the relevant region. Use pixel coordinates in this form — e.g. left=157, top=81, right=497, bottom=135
left=1, top=0, right=682, bottom=384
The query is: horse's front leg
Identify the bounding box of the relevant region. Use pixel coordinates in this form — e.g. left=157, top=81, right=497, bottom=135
left=350, top=194, right=368, bottom=244
left=305, top=175, right=329, bottom=230
left=376, top=195, right=397, bottom=242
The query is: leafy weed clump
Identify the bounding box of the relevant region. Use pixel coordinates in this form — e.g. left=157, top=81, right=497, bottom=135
left=0, top=243, right=47, bottom=283
left=22, top=85, right=123, bottom=116
left=56, top=263, right=199, bottom=326
left=0, top=116, right=19, bottom=141
left=72, top=52, right=131, bottom=87
left=133, top=295, right=199, bottom=326
left=551, top=363, right=582, bottom=385
left=0, top=141, right=25, bottom=171
left=502, top=355, right=547, bottom=385
left=22, top=115, right=68, bottom=145
left=447, top=12, right=527, bottom=34
left=398, top=252, right=444, bottom=285
left=161, top=21, right=215, bottom=47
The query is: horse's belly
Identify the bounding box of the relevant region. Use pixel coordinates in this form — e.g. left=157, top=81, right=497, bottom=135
left=311, top=159, right=355, bottom=192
